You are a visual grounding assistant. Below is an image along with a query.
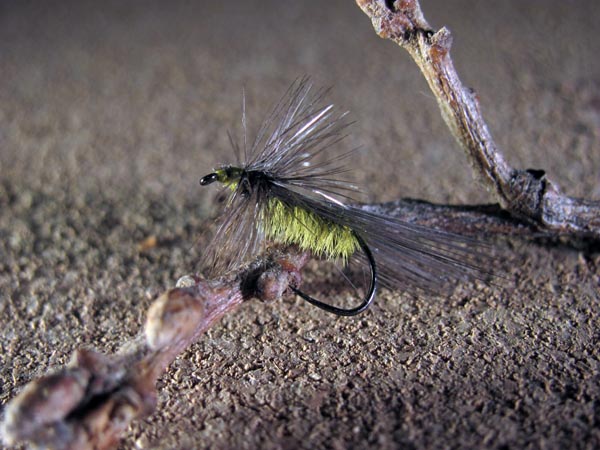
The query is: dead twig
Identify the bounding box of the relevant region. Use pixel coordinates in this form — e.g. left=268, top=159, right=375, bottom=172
left=356, top=0, right=600, bottom=239
left=1, top=249, right=309, bottom=450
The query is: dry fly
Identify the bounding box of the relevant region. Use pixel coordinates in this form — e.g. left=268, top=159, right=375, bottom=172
left=200, top=77, right=491, bottom=315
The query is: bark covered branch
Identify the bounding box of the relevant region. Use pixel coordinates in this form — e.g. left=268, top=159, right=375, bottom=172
left=356, top=0, right=600, bottom=239
left=2, top=249, right=309, bottom=450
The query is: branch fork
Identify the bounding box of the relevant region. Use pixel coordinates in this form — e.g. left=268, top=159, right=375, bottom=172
left=357, top=0, right=600, bottom=238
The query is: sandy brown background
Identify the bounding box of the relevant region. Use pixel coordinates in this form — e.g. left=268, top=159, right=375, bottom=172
left=1, top=1, right=599, bottom=449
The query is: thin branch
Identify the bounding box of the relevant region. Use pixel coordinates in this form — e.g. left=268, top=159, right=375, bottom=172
left=2, top=249, right=309, bottom=450
left=356, top=0, right=600, bottom=239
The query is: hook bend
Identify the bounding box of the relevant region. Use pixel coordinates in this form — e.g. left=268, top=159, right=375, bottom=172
left=291, top=233, right=377, bottom=316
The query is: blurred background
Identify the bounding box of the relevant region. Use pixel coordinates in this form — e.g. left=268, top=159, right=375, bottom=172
left=2, top=0, right=599, bottom=204
left=1, top=1, right=599, bottom=449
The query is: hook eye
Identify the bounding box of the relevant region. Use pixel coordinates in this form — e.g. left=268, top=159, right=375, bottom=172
left=291, top=233, right=377, bottom=316
left=200, top=173, right=219, bottom=186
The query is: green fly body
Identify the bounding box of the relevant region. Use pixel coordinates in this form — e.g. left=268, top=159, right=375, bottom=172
left=204, top=165, right=359, bottom=262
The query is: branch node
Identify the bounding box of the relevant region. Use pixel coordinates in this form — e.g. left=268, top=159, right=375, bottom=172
left=507, top=169, right=547, bottom=221
left=145, top=287, right=205, bottom=350
left=430, top=27, right=452, bottom=54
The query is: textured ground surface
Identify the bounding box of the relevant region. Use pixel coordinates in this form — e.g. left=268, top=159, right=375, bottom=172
left=1, top=1, right=599, bottom=449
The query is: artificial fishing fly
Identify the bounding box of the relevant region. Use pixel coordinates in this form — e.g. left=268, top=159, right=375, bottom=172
left=200, top=77, right=490, bottom=316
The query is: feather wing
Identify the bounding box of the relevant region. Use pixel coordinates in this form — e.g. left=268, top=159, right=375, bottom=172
left=269, top=183, right=492, bottom=294
left=246, top=77, right=358, bottom=200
